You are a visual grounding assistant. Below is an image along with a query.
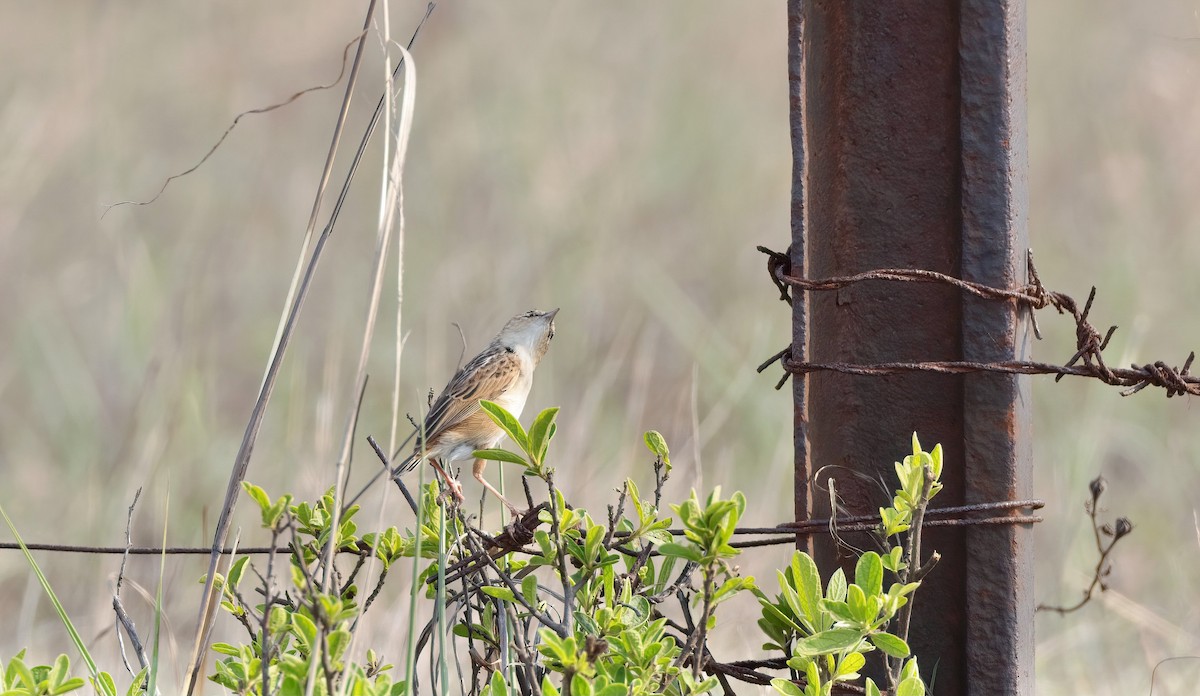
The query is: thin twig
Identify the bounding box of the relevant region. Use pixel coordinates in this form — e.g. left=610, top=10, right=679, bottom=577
left=101, top=31, right=368, bottom=217
left=112, top=488, right=150, bottom=674
left=1037, top=476, right=1133, bottom=614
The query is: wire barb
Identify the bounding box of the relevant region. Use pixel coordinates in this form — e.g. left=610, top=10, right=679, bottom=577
left=757, top=246, right=1200, bottom=398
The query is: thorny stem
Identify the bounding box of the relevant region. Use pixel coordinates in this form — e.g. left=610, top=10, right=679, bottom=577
left=359, top=566, right=390, bottom=617
left=602, top=483, right=629, bottom=550
left=341, top=553, right=368, bottom=597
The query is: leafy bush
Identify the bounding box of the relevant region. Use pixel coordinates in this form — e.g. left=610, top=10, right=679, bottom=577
left=3, top=408, right=942, bottom=696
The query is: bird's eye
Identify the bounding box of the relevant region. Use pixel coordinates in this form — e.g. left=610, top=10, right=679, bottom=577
left=548, top=329, right=555, bottom=340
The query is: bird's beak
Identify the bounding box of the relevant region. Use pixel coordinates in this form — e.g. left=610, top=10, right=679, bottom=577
left=546, top=308, right=560, bottom=320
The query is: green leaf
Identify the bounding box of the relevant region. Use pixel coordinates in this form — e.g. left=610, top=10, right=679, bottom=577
left=488, top=671, right=509, bottom=696
left=657, top=543, right=702, bottom=563
left=855, top=552, right=883, bottom=598
left=226, top=556, right=250, bottom=590
left=760, top=598, right=804, bottom=635
left=897, top=676, right=926, bottom=696
left=847, top=584, right=872, bottom=624
left=865, top=678, right=882, bottom=696
left=789, top=552, right=823, bottom=626
left=481, top=586, right=517, bottom=603
left=804, top=661, right=821, bottom=694
left=9, top=657, right=35, bottom=690
left=92, top=673, right=117, bottom=696
left=794, top=628, right=863, bottom=656
left=472, top=448, right=529, bottom=467
left=643, top=431, right=671, bottom=470
left=528, top=407, right=560, bottom=464
left=48, top=654, right=69, bottom=688
left=521, top=575, right=539, bottom=607
left=770, top=678, right=805, bottom=696
left=881, top=546, right=905, bottom=573
left=570, top=674, right=592, bottom=696
left=58, top=676, right=87, bottom=694
left=869, top=631, right=910, bottom=658
left=583, top=523, right=604, bottom=563
left=291, top=613, right=318, bottom=651
left=479, top=401, right=529, bottom=452
left=242, top=482, right=271, bottom=513
left=835, top=652, right=866, bottom=679
left=327, top=629, right=352, bottom=662
left=211, top=643, right=241, bottom=656
left=826, top=568, right=847, bottom=603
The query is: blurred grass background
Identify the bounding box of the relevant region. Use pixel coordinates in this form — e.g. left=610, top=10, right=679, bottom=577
left=0, top=1, right=1198, bottom=693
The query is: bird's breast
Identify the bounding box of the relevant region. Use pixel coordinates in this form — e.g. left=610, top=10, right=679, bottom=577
left=492, top=348, right=534, bottom=418
left=492, top=369, right=533, bottom=418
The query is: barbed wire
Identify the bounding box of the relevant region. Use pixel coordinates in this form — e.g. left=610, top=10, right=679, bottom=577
left=0, top=499, right=1041, bottom=557
left=757, top=246, right=1200, bottom=398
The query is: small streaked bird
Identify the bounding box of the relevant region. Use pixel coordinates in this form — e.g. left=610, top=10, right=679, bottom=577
left=399, top=308, right=558, bottom=514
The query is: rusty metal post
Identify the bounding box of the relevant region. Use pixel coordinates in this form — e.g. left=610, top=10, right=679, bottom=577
left=787, top=2, right=1031, bottom=695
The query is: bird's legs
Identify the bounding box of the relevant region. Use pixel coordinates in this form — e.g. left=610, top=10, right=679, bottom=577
left=473, top=458, right=522, bottom=517
left=428, top=458, right=464, bottom=503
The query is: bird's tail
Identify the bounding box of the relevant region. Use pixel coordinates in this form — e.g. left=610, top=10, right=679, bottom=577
left=395, top=452, right=423, bottom=478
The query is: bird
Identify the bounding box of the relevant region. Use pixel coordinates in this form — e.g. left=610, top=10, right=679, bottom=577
left=398, top=308, right=558, bottom=514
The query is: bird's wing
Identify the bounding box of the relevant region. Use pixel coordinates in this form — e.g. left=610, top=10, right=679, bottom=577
left=419, top=346, right=521, bottom=444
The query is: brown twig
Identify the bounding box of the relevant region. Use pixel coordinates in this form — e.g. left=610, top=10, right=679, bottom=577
left=112, top=488, right=150, bottom=675
left=1037, top=476, right=1133, bottom=614
left=101, top=30, right=368, bottom=217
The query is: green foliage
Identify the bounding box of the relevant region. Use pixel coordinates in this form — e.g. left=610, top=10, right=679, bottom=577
left=880, top=434, right=943, bottom=538
left=2, top=406, right=944, bottom=696
left=1, top=652, right=87, bottom=696
left=474, top=402, right=560, bottom=477
left=759, top=434, right=942, bottom=696
left=208, top=483, right=419, bottom=696
left=758, top=551, right=918, bottom=695
left=457, top=404, right=737, bottom=695
left=642, top=431, right=671, bottom=472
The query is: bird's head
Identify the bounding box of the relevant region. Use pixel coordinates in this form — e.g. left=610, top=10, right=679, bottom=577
left=497, top=308, right=558, bottom=362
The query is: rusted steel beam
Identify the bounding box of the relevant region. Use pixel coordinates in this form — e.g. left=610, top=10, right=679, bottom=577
left=787, top=2, right=1032, bottom=695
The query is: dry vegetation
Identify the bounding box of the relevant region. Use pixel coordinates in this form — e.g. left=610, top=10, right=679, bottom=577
left=0, top=1, right=1198, bottom=693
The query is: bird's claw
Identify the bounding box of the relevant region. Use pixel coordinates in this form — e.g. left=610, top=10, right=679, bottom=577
left=446, top=478, right=465, bottom=503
